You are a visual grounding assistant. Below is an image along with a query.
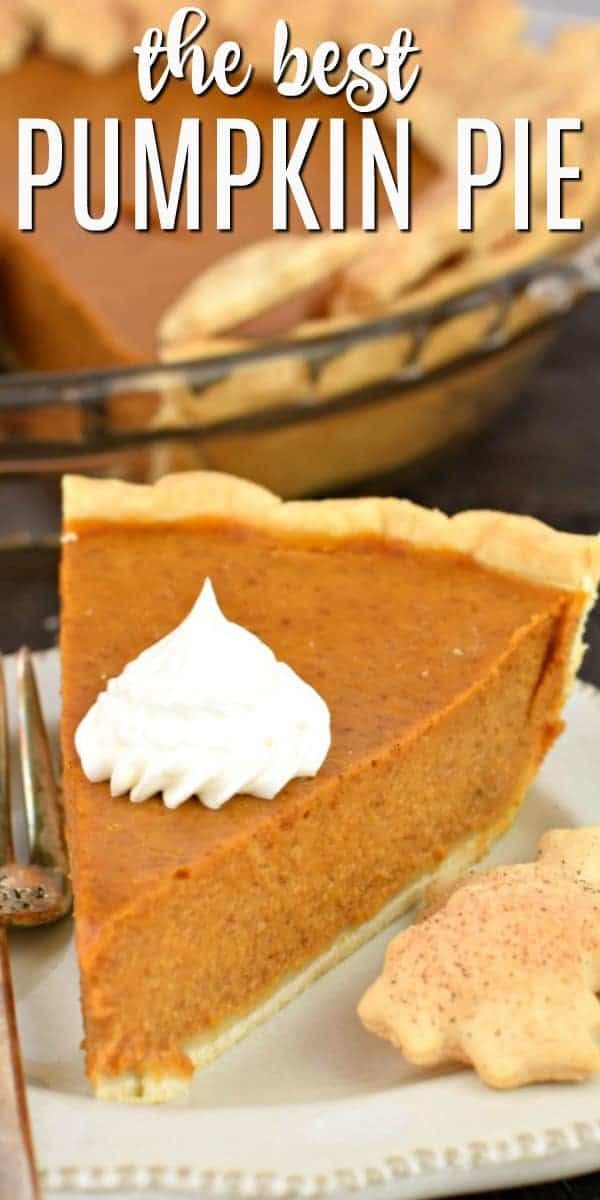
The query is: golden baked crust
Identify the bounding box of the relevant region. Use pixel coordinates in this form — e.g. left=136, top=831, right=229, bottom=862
left=92, top=825, right=504, bottom=1102
left=0, top=1, right=29, bottom=71
left=64, top=470, right=600, bottom=706
left=157, top=234, right=368, bottom=349
left=63, top=471, right=600, bottom=597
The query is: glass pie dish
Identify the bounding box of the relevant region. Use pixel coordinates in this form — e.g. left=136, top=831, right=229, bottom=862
left=0, top=236, right=599, bottom=511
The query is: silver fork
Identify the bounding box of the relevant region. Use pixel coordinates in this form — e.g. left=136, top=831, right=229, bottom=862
left=0, top=649, right=72, bottom=1200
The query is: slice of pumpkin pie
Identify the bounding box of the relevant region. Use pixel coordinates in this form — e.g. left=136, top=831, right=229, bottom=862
left=59, top=471, right=600, bottom=1101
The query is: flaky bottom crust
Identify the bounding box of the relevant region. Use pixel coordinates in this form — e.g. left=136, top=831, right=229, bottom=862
left=94, top=818, right=513, bottom=1103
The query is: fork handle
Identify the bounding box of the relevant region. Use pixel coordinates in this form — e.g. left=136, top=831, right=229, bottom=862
left=0, top=929, right=40, bottom=1199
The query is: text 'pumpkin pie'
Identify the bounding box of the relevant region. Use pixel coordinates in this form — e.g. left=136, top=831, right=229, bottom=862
left=60, top=472, right=600, bottom=1101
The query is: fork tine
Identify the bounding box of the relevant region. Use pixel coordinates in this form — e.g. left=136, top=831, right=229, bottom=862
left=17, top=649, right=69, bottom=876
left=0, top=655, right=14, bottom=864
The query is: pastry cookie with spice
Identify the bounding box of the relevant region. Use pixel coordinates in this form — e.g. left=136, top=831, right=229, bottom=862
left=359, top=826, right=600, bottom=1088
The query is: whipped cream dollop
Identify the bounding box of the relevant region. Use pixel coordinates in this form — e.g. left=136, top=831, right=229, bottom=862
left=75, top=579, right=331, bottom=810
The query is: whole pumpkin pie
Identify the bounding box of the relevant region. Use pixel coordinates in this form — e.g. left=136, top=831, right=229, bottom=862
left=1, top=1, right=599, bottom=378
left=60, top=471, right=600, bottom=1102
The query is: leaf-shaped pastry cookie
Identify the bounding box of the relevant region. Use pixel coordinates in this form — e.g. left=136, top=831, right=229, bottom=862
left=359, top=827, right=600, bottom=1088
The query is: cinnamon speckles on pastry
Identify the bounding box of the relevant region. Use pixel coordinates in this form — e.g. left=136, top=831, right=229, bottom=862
left=359, top=826, right=600, bottom=1088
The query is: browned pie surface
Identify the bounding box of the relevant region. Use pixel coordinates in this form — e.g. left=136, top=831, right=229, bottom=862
left=60, top=520, right=584, bottom=1082
left=0, top=55, right=435, bottom=370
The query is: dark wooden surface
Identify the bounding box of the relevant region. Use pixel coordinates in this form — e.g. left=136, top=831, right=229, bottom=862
left=0, top=296, right=599, bottom=1198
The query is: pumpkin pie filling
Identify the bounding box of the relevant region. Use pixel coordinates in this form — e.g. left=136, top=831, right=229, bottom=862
left=0, top=54, right=435, bottom=374
left=60, top=479, right=597, bottom=1098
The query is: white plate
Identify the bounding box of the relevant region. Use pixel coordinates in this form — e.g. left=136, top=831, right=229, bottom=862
left=4, top=649, right=600, bottom=1200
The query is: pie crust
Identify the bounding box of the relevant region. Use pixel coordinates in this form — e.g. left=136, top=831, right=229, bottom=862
left=64, top=471, right=600, bottom=598
left=95, top=828, right=504, bottom=1102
